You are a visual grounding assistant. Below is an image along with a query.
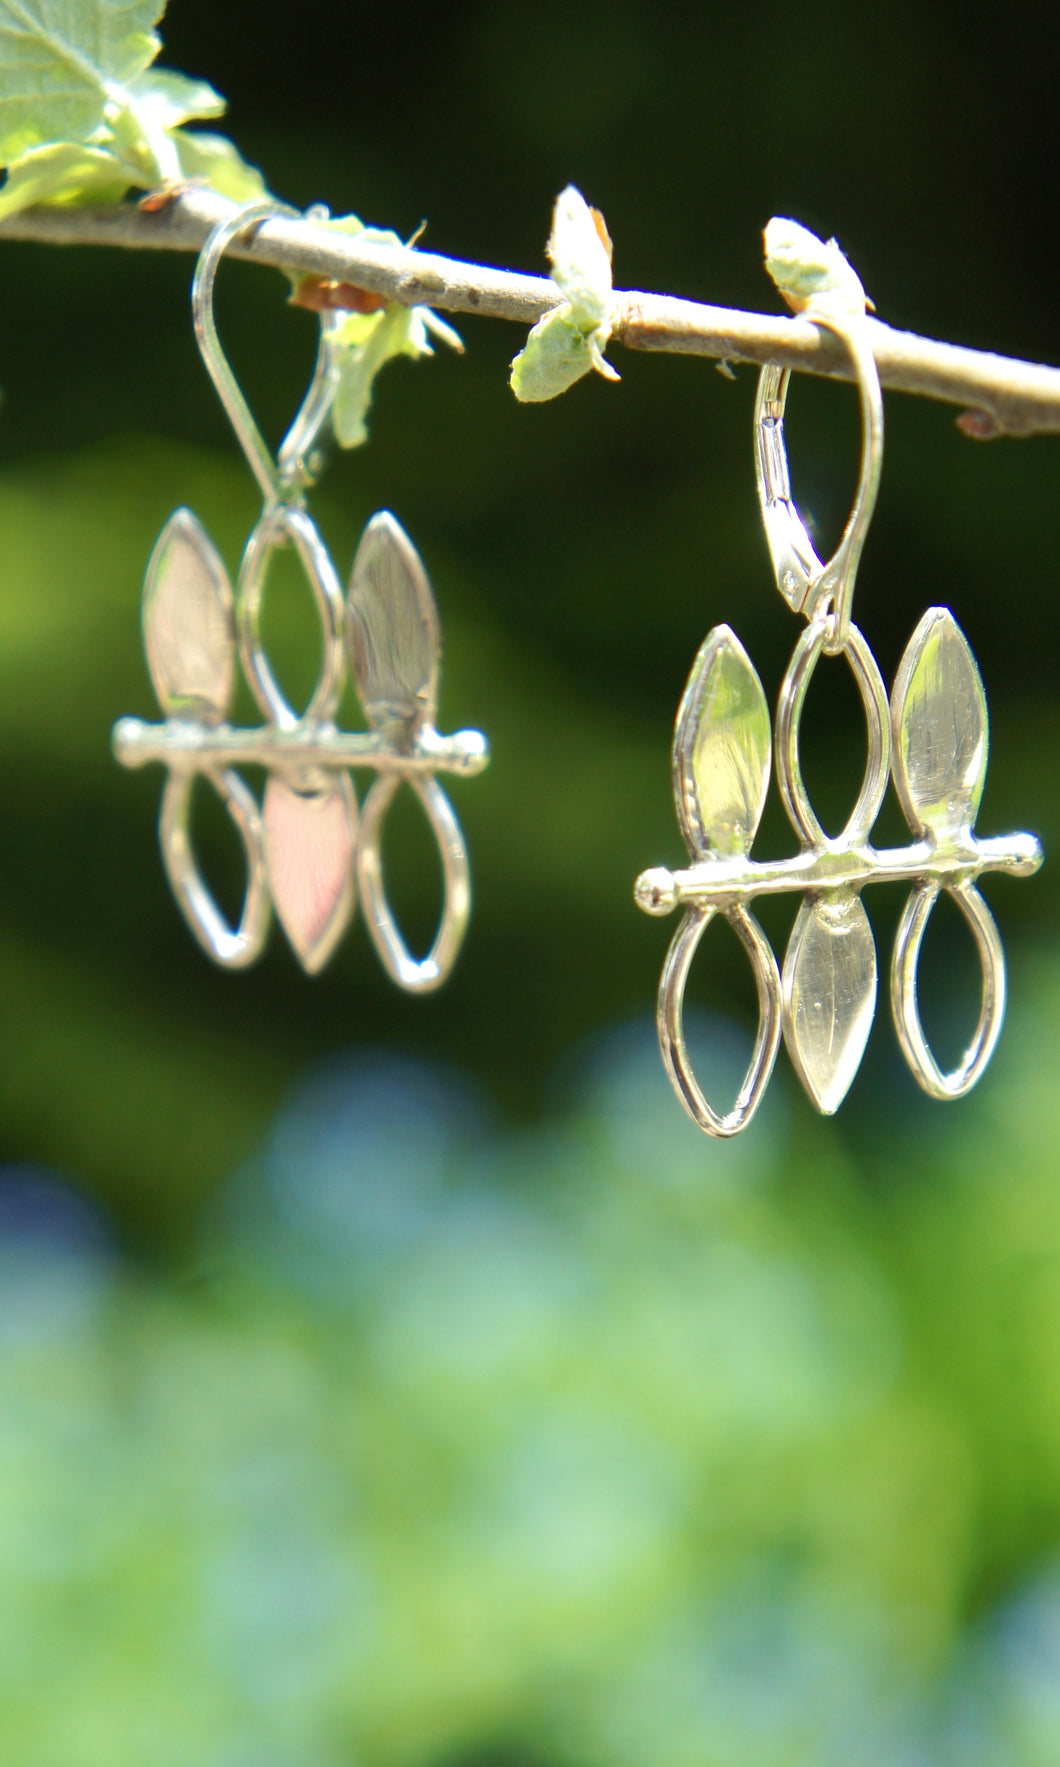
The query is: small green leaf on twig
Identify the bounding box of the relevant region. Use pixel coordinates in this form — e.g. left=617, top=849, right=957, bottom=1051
left=0, top=0, right=265, bottom=218
left=169, top=130, right=265, bottom=204
left=511, top=184, right=618, bottom=403
left=313, top=214, right=463, bottom=449
left=763, top=217, right=870, bottom=317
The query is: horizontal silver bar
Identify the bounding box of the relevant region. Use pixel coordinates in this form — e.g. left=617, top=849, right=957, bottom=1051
left=112, top=717, right=490, bottom=778
left=634, top=831, right=1044, bottom=917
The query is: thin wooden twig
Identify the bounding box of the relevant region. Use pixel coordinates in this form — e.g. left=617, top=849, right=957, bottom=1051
left=2, top=185, right=1058, bottom=437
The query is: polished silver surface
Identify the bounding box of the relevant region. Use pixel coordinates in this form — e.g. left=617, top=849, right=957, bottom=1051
left=117, top=203, right=488, bottom=987
left=783, top=891, right=877, bottom=1115
left=160, top=767, right=270, bottom=969
left=891, top=607, right=988, bottom=838
left=888, top=609, right=1004, bottom=1099
left=143, top=510, right=235, bottom=724
left=357, top=774, right=471, bottom=994
left=638, top=305, right=1042, bottom=1136
left=263, top=774, right=358, bottom=975
left=774, top=615, right=890, bottom=850
left=657, top=625, right=779, bottom=1132
left=753, top=307, right=883, bottom=655
left=672, top=625, right=771, bottom=859
left=658, top=904, right=782, bottom=1138
left=237, top=503, right=346, bottom=731
left=348, top=513, right=441, bottom=738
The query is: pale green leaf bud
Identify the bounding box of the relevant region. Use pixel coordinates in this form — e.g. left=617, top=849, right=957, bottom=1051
left=510, top=308, right=596, bottom=403
left=763, top=217, right=868, bottom=316
left=547, top=184, right=614, bottom=331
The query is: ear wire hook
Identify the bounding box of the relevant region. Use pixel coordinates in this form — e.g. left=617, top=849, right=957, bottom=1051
left=754, top=305, right=883, bottom=654
left=192, top=200, right=345, bottom=506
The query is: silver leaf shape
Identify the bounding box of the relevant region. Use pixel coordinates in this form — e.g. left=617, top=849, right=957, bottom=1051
left=144, top=509, right=234, bottom=724
left=782, top=892, right=877, bottom=1114
left=891, top=607, right=988, bottom=837
left=263, top=774, right=358, bottom=973
left=673, top=625, right=771, bottom=857
left=347, top=512, right=440, bottom=739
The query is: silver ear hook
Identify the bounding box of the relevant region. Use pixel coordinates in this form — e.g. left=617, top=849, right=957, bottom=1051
left=754, top=305, right=883, bottom=654
left=192, top=200, right=345, bottom=505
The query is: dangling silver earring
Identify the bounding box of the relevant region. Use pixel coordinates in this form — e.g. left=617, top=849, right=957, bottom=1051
left=635, top=305, right=1042, bottom=1136
left=115, top=202, right=488, bottom=991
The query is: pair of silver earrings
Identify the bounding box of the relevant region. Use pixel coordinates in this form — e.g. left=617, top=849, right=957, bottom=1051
left=116, top=207, right=1042, bottom=1135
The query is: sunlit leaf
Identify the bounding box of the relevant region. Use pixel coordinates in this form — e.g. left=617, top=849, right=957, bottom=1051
left=347, top=512, right=440, bottom=737
left=763, top=216, right=868, bottom=316
left=672, top=625, right=771, bottom=857
left=548, top=183, right=613, bottom=331
left=308, top=225, right=462, bottom=448
left=510, top=185, right=618, bottom=402
left=891, top=607, right=988, bottom=837
left=125, top=67, right=224, bottom=130
left=171, top=127, right=265, bottom=202
left=0, top=0, right=265, bottom=211
left=0, top=0, right=162, bottom=162
left=782, top=892, right=877, bottom=1113
left=0, top=140, right=135, bottom=219
left=143, top=508, right=234, bottom=722
left=510, top=307, right=597, bottom=403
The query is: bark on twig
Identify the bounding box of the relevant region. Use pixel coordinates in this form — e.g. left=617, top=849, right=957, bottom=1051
left=2, top=186, right=1059, bottom=438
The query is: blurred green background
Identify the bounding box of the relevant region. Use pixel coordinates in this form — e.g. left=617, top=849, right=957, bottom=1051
left=0, top=2, right=1058, bottom=1762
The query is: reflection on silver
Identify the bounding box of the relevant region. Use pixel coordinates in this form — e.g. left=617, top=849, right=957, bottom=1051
left=783, top=892, right=877, bottom=1115
left=357, top=773, right=471, bottom=994
left=637, top=306, right=1042, bottom=1135
left=143, top=510, right=234, bottom=723
left=263, top=775, right=358, bottom=975
left=348, top=513, right=441, bottom=738
left=673, top=626, right=771, bottom=859
left=116, top=203, right=488, bottom=988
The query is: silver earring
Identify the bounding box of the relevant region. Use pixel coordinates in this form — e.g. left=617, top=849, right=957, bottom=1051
left=635, top=306, right=1042, bottom=1136
left=114, top=202, right=488, bottom=990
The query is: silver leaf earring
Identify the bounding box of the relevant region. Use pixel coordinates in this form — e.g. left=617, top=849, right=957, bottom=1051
left=115, top=202, right=488, bottom=990
left=635, top=306, right=1043, bottom=1136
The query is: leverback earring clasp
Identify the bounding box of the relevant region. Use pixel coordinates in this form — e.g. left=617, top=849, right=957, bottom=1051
left=754, top=304, right=883, bottom=654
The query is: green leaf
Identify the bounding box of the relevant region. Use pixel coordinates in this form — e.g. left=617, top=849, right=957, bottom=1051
left=763, top=216, right=868, bottom=316
left=172, top=128, right=265, bottom=203
left=0, top=0, right=164, bottom=162
left=510, top=307, right=595, bottom=403
left=547, top=184, right=612, bottom=330
left=301, top=223, right=462, bottom=450
left=332, top=303, right=456, bottom=449
left=126, top=67, right=224, bottom=130
left=510, top=186, right=618, bottom=402
left=327, top=212, right=400, bottom=249
left=0, top=139, right=135, bottom=218
left=0, top=0, right=265, bottom=211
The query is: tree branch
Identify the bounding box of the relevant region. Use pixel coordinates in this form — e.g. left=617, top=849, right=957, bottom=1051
left=2, top=184, right=1058, bottom=438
